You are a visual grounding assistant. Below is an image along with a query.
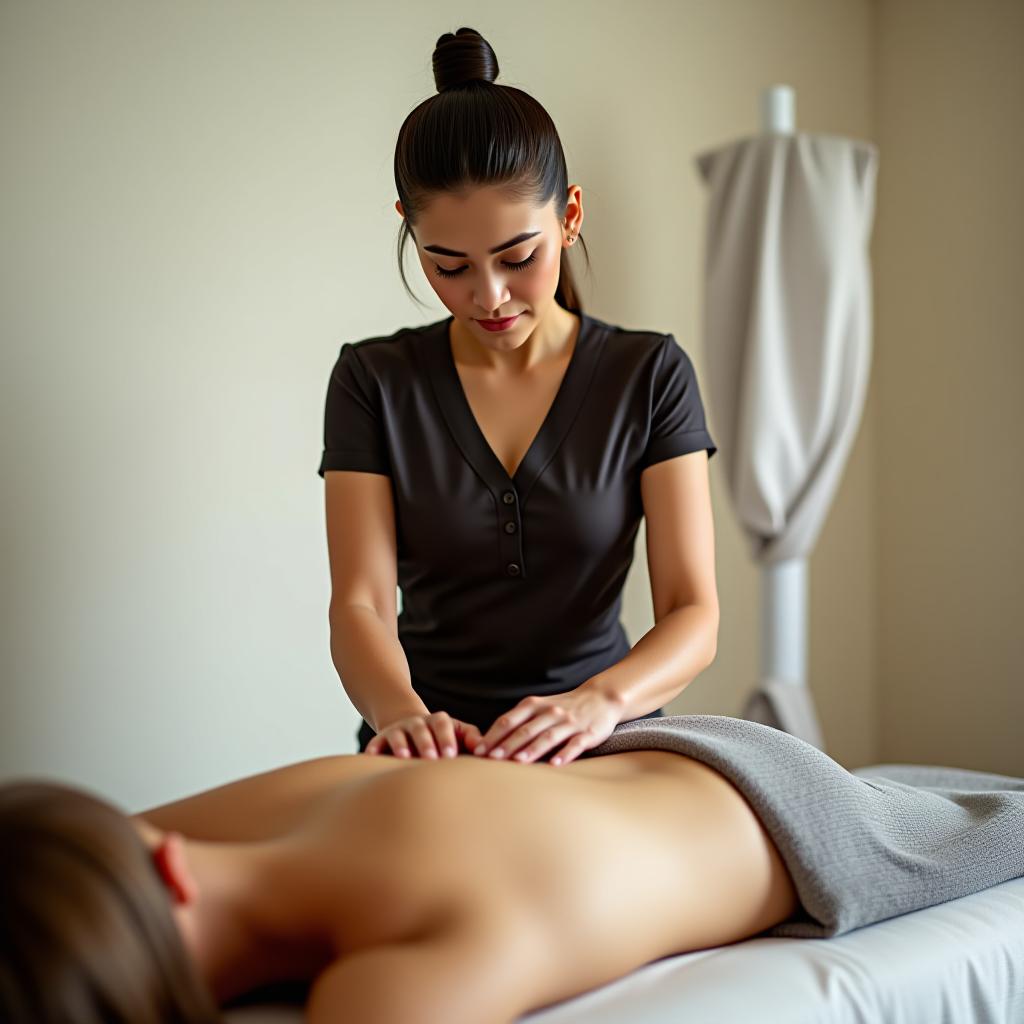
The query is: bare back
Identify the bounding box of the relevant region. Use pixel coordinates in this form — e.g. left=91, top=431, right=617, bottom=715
left=137, top=748, right=798, bottom=1016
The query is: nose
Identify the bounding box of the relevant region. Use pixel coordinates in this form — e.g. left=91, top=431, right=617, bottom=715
left=473, top=270, right=511, bottom=316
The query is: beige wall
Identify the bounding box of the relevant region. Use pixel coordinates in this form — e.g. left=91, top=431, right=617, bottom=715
left=0, top=0, right=1017, bottom=810
left=872, top=0, right=1023, bottom=775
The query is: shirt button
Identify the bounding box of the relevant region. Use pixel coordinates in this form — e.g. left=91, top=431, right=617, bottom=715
left=502, top=491, right=516, bottom=505
left=504, top=521, right=517, bottom=534
left=506, top=562, right=521, bottom=576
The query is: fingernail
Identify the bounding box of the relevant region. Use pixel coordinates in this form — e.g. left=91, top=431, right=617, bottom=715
left=515, top=752, right=529, bottom=761
left=474, top=744, right=487, bottom=755
left=491, top=748, right=505, bottom=758
left=444, top=747, right=455, bottom=757
left=425, top=749, right=437, bottom=758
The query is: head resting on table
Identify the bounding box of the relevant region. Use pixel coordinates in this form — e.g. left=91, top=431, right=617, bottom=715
left=0, top=779, right=220, bottom=1023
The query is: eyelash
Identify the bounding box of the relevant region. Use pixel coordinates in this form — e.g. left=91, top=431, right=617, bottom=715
left=433, top=252, right=538, bottom=279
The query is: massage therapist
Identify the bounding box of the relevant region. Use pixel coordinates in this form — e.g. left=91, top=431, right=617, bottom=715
left=317, top=27, right=720, bottom=768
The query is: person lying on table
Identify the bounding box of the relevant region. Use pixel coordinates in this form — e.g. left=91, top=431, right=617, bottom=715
left=1, top=719, right=799, bottom=1024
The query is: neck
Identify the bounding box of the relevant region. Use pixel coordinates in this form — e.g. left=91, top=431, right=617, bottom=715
left=180, top=836, right=336, bottom=1005
left=453, top=305, right=579, bottom=374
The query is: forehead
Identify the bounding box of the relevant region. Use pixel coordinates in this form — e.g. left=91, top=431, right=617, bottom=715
left=416, top=187, right=554, bottom=245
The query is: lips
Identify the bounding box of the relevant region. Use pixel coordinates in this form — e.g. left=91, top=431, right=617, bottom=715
left=476, top=314, right=522, bottom=331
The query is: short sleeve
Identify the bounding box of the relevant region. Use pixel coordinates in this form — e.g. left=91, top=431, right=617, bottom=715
left=640, top=335, right=718, bottom=469
left=317, top=343, right=391, bottom=478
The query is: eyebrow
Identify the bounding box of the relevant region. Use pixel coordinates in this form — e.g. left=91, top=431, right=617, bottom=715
left=422, top=230, right=542, bottom=258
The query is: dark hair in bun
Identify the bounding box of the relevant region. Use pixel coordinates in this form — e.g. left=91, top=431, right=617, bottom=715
left=395, top=26, right=589, bottom=312
left=432, top=27, right=499, bottom=91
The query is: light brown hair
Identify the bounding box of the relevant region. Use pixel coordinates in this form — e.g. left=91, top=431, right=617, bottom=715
left=0, top=779, right=223, bottom=1022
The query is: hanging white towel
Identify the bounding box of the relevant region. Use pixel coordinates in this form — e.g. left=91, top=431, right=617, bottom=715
left=695, top=134, right=879, bottom=563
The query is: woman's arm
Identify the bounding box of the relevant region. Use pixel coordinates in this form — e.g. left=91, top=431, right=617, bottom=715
left=325, top=470, right=430, bottom=731
left=586, top=448, right=719, bottom=717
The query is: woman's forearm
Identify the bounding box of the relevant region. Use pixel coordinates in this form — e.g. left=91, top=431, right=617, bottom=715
left=581, top=602, right=719, bottom=720
left=329, top=604, right=429, bottom=731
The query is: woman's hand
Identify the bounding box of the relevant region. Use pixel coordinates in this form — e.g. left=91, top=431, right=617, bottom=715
left=473, top=689, right=622, bottom=767
left=365, top=710, right=485, bottom=760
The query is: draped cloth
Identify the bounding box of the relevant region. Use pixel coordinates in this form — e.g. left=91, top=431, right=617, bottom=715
left=695, top=133, right=878, bottom=564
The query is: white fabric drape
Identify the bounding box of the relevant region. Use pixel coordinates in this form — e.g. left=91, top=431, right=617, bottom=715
left=695, top=134, right=879, bottom=564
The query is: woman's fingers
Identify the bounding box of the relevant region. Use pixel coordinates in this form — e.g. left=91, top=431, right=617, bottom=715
left=428, top=712, right=459, bottom=758
left=476, top=700, right=538, bottom=752
left=471, top=691, right=620, bottom=766
left=453, top=718, right=484, bottom=754
left=489, top=707, right=568, bottom=759
left=548, top=733, right=590, bottom=766
left=363, top=713, right=484, bottom=759
left=365, top=722, right=415, bottom=758
left=512, top=720, right=578, bottom=762
left=403, top=720, right=436, bottom=758
left=392, top=734, right=415, bottom=757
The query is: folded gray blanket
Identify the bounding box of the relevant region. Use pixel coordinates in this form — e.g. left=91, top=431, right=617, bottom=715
left=584, top=714, right=1024, bottom=938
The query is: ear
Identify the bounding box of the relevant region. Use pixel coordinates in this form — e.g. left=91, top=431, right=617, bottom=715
left=395, top=200, right=405, bottom=218
left=151, top=831, right=199, bottom=906
left=564, top=185, right=583, bottom=230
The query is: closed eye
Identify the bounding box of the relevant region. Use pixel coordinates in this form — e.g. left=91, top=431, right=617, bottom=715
left=433, top=251, right=538, bottom=279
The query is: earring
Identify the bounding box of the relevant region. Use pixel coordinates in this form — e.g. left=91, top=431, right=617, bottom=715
left=566, top=232, right=575, bottom=244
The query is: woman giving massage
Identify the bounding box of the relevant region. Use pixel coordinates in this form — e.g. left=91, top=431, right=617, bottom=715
left=1, top=721, right=801, bottom=1023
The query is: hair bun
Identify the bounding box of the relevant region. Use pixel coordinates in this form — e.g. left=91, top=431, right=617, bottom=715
left=433, top=27, right=499, bottom=92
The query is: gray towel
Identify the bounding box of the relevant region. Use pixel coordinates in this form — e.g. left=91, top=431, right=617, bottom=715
left=583, top=714, right=1024, bottom=938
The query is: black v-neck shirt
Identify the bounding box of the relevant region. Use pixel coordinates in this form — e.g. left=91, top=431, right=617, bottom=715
left=318, top=311, right=717, bottom=739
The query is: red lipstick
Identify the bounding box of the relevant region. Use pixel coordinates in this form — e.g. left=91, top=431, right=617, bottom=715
left=476, top=314, right=522, bottom=332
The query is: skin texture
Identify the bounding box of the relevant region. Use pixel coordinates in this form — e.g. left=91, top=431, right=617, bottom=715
left=133, top=745, right=800, bottom=1023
